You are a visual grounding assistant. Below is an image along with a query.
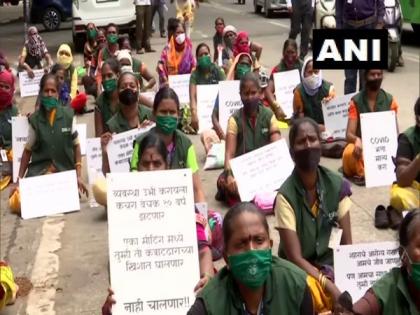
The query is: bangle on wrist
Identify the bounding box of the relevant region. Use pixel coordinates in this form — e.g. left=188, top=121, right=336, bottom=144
left=75, top=162, right=82, bottom=168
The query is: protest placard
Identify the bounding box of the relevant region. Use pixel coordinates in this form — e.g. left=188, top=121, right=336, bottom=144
left=169, top=74, right=191, bottom=105
left=107, top=169, right=199, bottom=315
left=360, top=111, right=398, bottom=188
left=107, top=125, right=155, bottom=173
left=334, top=241, right=400, bottom=301
left=19, top=69, right=45, bottom=97
left=322, top=93, right=354, bottom=139
left=218, top=80, right=242, bottom=134
left=75, top=123, right=87, bottom=155
left=197, top=84, right=219, bottom=133
left=86, top=138, right=103, bottom=185
left=273, top=69, right=301, bottom=118
left=20, top=170, right=80, bottom=219
left=230, top=139, right=294, bottom=201
left=12, top=116, right=29, bottom=183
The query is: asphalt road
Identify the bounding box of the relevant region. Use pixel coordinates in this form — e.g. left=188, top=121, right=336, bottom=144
left=0, top=1, right=419, bottom=314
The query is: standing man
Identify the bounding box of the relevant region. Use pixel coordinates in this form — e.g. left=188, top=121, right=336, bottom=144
left=135, top=0, right=156, bottom=54
left=336, top=0, right=385, bottom=94
left=151, top=0, right=166, bottom=38
left=286, top=0, right=314, bottom=61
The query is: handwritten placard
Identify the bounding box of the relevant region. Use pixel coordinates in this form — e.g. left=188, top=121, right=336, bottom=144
left=360, top=111, right=398, bottom=188
left=334, top=242, right=400, bottom=301
left=86, top=138, right=103, bottom=185
left=75, top=123, right=87, bottom=155
left=19, top=69, right=45, bottom=97
left=107, top=125, right=155, bottom=173
left=20, top=170, right=80, bottom=219
left=197, top=84, right=219, bottom=133
left=218, top=80, right=242, bottom=134
left=169, top=74, right=191, bottom=105
left=273, top=69, right=301, bottom=118
left=12, top=116, right=29, bottom=183
left=230, top=139, right=294, bottom=201
left=322, top=93, right=354, bottom=139
left=107, top=169, right=199, bottom=315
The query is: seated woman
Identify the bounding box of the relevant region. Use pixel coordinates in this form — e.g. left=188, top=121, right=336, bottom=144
left=56, top=44, right=78, bottom=100
left=344, top=209, right=420, bottom=315
left=84, top=22, right=99, bottom=78
left=0, top=68, right=18, bottom=191
left=275, top=117, right=352, bottom=313
left=265, top=39, right=302, bottom=121
left=389, top=98, right=420, bottom=215
left=189, top=42, right=226, bottom=132
left=188, top=202, right=314, bottom=314
left=216, top=73, right=281, bottom=206
left=18, top=26, right=53, bottom=79
left=342, top=69, right=399, bottom=186
left=50, top=64, right=71, bottom=106
left=157, top=18, right=195, bottom=87
left=9, top=74, right=88, bottom=213
left=130, top=87, right=206, bottom=203
left=293, top=57, right=345, bottom=158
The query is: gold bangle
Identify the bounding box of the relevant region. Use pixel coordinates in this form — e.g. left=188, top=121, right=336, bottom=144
left=75, top=162, right=82, bottom=168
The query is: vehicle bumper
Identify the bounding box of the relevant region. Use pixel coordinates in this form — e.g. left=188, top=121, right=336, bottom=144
left=73, top=17, right=136, bottom=34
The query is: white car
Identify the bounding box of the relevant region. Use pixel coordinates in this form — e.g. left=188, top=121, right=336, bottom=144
left=72, top=0, right=136, bottom=52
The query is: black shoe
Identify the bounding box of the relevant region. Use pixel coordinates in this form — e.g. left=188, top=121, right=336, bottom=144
left=375, top=205, right=390, bottom=229
left=387, top=206, right=403, bottom=230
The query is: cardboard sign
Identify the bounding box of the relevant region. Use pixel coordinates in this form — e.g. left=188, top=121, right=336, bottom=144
left=334, top=242, right=400, bottom=301
left=196, top=84, right=219, bottom=133
left=273, top=69, right=301, bottom=118
left=322, top=93, right=355, bottom=139
left=86, top=138, right=104, bottom=185
left=360, top=111, right=398, bottom=188
left=20, top=170, right=80, bottom=219
left=19, top=69, right=44, bottom=98
left=230, top=139, right=294, bottom=201
left=12, top=116, right=29, bottom=183
left=218, top=80, right=242, bottom=134
left=75, top=123, right=87, bottom=155
left=107, top=125, right=155, bottom=173
left=107, top=169, right=199, bottom=315
left=168, top=74, right=191, bottom=105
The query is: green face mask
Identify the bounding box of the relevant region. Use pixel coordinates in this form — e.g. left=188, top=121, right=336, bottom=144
left=197, top=55, right=212, bottom=71
left=107, top=34, right=118, bottom=44
left=156, top=115, right=178, bottom=135
left=235, top=63, right=251, bottom=80
left=228, top=249, right=272, bottom=290
left=87, top=29, right=97, bottom=40
left=103, top=78, right=117, bottom=93
left=41, top=96, right=59, bottom=110
left=405, top=249, right=420, bottom=289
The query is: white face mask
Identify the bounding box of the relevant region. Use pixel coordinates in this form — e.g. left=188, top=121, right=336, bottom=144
left=175, top=33, right=186, bottom=45
left=120, top=65, right=133, bottom=73
left=303, top=73, right=321, bottom=90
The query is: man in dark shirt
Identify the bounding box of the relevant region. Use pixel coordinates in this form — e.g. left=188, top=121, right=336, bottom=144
left=390, top=97, right=420, bottom=212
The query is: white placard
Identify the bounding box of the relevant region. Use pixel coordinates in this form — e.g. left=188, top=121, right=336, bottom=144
left=197, top=84, right=219, bottom=133
left=273, top=69, right=301, bottom=118
left=169, top=74, right=191, bottom=105
left=334, top=242, right=400, bottom=302
left=230, top=139, right=294, bottom=201
left=218, top=80, right=242, bottom=134
left=322, top=93, right=355, bottom=139
left=86, top=138, right=104, bottom=185
left=107, top=125, right=155, bottom=173
left=360, top=111, right=398, bottom=188
left=20, top=170, right=80, bottom=219
left=107, top=169, right=199, bottom=315
left=76, top=123, right=87, bottom=155
left=12, top=116, right=29, bottom=183
left=19, top=69, right=44, bottom=97
left=141, top=91, right=156, bottom=104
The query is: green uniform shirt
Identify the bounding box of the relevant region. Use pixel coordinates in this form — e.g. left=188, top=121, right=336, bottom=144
left=278, top=166, right=343, bottom=266
left=190, top=64, right=225, bottom=85
left=95, top=92, right=119, bottom=128
left=198, top=256, right=308, bottom=315
left=297, top=80, right=332, bottom=124
left=106, top=105, right=152, bottom=134
left=0, top=105, right=18, bottom=149
left=27, top=106, right=75, bottom=177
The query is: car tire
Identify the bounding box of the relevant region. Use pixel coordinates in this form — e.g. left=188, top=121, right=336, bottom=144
left=73, top=32, right=85, bottom=53
left=254, top=0, right=262, bottom=13
left=42, top=7, right=61, bottom=31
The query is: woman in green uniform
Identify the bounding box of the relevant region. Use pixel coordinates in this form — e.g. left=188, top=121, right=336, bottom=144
left=9, top=74, right=88, bottom=213
left=275, top=117, right=353, bottom=313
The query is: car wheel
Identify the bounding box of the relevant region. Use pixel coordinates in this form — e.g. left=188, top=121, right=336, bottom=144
left=254, top=0, right=262, bottom=13
left=42, top=7, right=61, bottom=31
left=264, top=0, right=273, bottom=18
